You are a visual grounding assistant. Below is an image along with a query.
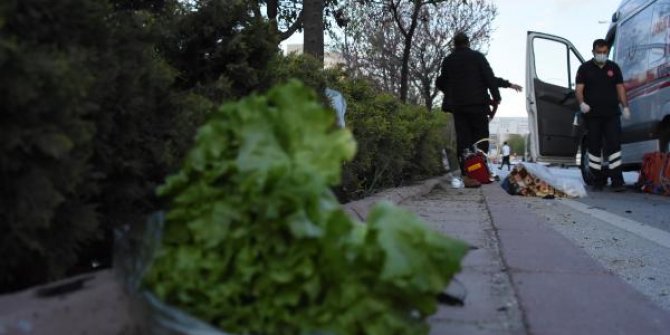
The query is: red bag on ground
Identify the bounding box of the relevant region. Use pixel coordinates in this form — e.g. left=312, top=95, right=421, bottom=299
left=637, top=152, right=670, bottom=195
left=464, top=152, right=492, bottom=184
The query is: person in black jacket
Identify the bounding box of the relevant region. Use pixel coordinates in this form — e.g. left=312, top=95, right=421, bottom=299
left=496, top=78, right=523, bottom=93
left=436, top=32, right=516, bottom=187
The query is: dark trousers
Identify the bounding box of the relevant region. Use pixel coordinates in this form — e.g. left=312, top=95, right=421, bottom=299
left=499, top=155, right=511, bottom=170
left=585, top=115, right=624, bottom=186
left=453, top=107, right=489, bottom=175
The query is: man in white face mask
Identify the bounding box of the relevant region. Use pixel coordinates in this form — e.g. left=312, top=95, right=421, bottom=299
left=575, top=39, right=630, bottom=192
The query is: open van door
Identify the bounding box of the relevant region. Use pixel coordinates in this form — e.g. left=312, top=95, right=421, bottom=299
left=526, top=32, right=586, bottom=164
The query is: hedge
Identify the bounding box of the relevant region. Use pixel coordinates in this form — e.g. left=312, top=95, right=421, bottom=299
left=0, top=0, right=277, bottom=292
left=269, top=55, right=453, bottom=201
left=0, top=2, right=452, bottom=291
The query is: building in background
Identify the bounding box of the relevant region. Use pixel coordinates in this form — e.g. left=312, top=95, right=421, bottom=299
left=286, top=43, right=303, bottom=55
left=489, top=117, right=529, bottom=141
left=285, top=43, right=344, bottom=68
left=488, top=117, right=529, bottom=161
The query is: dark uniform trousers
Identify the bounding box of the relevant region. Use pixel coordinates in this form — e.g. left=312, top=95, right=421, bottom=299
left=452, top=106, right=490, bottom=175
left=585, top=114, right=624, bottom=186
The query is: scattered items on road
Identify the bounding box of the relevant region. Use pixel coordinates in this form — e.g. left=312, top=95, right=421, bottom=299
left=637, top=152, right=670, bottom=196
left=500, top=163, right=587, bottom=198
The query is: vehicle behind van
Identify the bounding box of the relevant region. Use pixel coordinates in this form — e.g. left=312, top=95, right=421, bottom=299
left=525, top=0, right=670, bottom=183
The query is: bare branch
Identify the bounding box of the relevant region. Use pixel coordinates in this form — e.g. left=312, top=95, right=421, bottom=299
left=280, top=10, right=304, bottom=41
left=389, top=0, right=408, bottom=38
left=330, top=0, right=496, bottom=106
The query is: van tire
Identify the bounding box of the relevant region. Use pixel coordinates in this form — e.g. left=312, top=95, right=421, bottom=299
left=579, top=142, right=596, bottom=185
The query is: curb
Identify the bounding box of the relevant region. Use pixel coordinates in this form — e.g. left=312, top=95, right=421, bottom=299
left=343, top=175, right=447, bottom=221
left=0, top=270, right=134, bottom=335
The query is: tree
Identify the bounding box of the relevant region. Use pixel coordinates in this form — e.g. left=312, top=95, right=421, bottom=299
left=260, top=0, right=347, bottom=52
left=329, top=0, right=497, bottom=108
left=0, top=0, right=112, bottom=291
left=159, top=0, right=280, bottom=101
left=506, top=134, right=526, bottom=157
left=0, top=0, right=282, bottom=292
left=303, top=0, right=325, bottom=61
left=409, top=0, right=496, bottom=110
left=329, top=3, right=404, bottom=94
left=389, top=0, right=424, bottom=103
left=263, top=0, right=305, bottom=40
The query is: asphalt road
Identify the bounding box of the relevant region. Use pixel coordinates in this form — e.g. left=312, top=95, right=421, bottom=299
left=576, top=186, right=670, bottom=233
left=493, top=163, right=670, bottom=311
left=494, top=164, right=670, bottom=233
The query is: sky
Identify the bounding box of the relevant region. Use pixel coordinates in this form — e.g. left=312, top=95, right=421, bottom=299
left=486, top=0, right=621, bottom=117
left=282, top=0, right=622, bottom=117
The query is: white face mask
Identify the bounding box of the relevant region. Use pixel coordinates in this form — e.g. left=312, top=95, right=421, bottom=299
left=594, top=53, right=608, bottom=64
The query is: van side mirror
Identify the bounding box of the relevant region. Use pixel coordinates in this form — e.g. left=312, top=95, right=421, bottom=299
left=612, top=11, right=620, bottom=23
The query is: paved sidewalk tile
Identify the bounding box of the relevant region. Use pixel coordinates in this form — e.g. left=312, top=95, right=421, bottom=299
left=497, top=229, right=610, bottom=274
left=483, top=184, right=670, bottom=335
left=402, top=184, right=525, bottom=335
left=513, top=272, right=670, bottom=335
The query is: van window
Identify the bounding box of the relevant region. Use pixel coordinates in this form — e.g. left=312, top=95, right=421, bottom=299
left=532, top=37, right=582, bottom=89
left=649, top=2, right=670, bottom=69
left=534, top=38, right=570, bottom=88
left=616, top=3, right=654, bottom=83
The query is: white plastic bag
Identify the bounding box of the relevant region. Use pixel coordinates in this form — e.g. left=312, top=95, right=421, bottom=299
left=514, top=163, right=587, bottom=198
left=114, top=213, right=235, bottom=335
left=325, top=88, right=347, bottom=128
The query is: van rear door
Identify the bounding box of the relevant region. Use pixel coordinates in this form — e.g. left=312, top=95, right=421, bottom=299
left=526, top=31, right=586, bottom=163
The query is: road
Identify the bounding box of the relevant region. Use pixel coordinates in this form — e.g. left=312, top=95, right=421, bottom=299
left=493, top=164, right=670, bottom=311
left=495, top=164, right=670, bottom=233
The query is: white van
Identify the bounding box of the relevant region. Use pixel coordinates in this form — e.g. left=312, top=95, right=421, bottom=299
left=526, top=0, right=670, bottom=183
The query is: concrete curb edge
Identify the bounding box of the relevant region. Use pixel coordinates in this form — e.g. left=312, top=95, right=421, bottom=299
left=343, top=175, right=448, bottom=221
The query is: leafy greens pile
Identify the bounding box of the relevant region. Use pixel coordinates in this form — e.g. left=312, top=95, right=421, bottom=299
left=145, top=80, right=468, bottom=335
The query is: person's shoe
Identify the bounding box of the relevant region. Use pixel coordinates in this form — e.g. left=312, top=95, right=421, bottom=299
left=610, top=184, right=627, bottom=192
left=462, top=176, right=481, bottom=188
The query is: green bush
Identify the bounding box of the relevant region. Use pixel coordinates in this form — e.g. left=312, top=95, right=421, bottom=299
left=0, top=0, right=108, bottom=291
left=85, top=0, right=280, bottom=271
left=324, top=73, right=450, bottom=201
left=270, top=53, right=329, bottom=104
left=268, top=58, right=451, bottom=201
left=401, top=106, right=449, bottom=180
left=81, top=7, right=210, bottom=272
left=146, top=80, right=468, bottom=335
left=0, top=0, right=448, bottom=292
left=0, top=0, right=280, bottom=292
left=159, top=0, right=280, bottom=103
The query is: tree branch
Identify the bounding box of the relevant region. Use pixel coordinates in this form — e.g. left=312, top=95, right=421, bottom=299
left=280, top=10, right=304, bottom=41
left=252, top=0, right=262, bottom=18
left=389, top=0, right=408, bottom=38
left=267, top=0, right=278, bottom=19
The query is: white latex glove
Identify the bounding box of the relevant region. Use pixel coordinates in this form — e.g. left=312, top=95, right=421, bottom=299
left=622, top=106, right=631, bottom=120
left=580, top=102, right=591, bottom=114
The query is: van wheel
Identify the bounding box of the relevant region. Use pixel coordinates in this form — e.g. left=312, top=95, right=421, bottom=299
left=579, top=143, right=596, bottom=185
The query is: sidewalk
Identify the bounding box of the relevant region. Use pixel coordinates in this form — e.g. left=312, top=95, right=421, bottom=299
left=1, top=176, right=669, bottom=334
left=400, top=180, right=670, bottom=335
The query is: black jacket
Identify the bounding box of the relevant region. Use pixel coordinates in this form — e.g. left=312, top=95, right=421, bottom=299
left=436, top=47, right=501, bottom=112
left=495, top=77, right=514, bottom=89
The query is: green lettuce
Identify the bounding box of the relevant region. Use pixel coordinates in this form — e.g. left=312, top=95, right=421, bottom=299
left=145, top=80, right=468, bottom=335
